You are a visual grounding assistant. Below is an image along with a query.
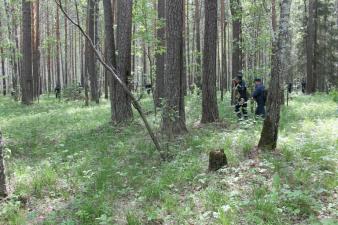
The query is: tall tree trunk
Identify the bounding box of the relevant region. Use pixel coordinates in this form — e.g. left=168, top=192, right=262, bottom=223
left=64, top=0, right=68, bottom=87
left=32, top=0, right=40, bottom=99
left=230, top=0, right=243, bottom=105
left=194, top=0, right=202, bottom=88
left=86, top=0, right=100, bottom=103
left=56, top=7, right=61, bottom=88
left=220, top=0, right=227, bottom=100
left=182, top=0, right=187, bottom=96
left=0, top=47, right=5, bottom=96
left=201, top=0, right=219, bottom=123
left=306, top=0, right=318, bottom=93
left=21, top=0, right=33, bottom=104
left=162, top=0, right=187, bottom=136
left=258, top=0, right=292, bottom=150
left=114, top=0, right=133, bottom=122
left=230, top=0, right=243, bottom=79
left=0, top=130, right=6, bottom=198
left=46, top=3, right=52, bottom=94
left=155, top=0, right=165, bottom=107
left=0, top=15, right=6, bottom=96
left=271, top=0, right=277, bottom=33
left=103, top=0, right=117, bottom=120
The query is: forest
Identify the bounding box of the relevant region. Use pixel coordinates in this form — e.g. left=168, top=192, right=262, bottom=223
left=0, top=0, right=337, bottom=224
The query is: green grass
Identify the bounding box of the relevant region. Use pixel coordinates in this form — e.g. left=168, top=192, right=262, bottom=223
left=0, top=92, right=337, bottom=224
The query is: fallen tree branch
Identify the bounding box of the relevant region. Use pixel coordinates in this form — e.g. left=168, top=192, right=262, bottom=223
left=55, top=0, right=165, bottom=160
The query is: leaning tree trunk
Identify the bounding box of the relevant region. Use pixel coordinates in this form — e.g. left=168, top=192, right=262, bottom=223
left=0, top=130, right=7, bottom=198
left=258, top=0, right=292, bottom=150
left=201, top=0, right=219, bottom=123
left=162, top=0, right=187, bottom=137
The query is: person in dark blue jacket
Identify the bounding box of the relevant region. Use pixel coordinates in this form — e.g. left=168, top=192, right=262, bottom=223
left=252, top=78, right=266, bottom=117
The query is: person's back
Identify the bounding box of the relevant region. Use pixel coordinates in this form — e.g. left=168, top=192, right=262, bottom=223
left=253, top=83, right=265, bottom=104
left=252, top=78, right=266, bottom=117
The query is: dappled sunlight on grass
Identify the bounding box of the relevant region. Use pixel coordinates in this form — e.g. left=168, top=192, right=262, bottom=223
left=0, top=94, right=337, bottom=224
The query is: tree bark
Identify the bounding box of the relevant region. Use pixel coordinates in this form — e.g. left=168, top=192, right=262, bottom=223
left=56, top=7, right=61, bottom=87
left=201, top=0, right=219, bottom=123
left=103, top=0, right=118, bottom=120
left=0, top=130, right=6, bottom=198
left=162, top=0, right=187, bottom=137
left=306, top=0, right=318, bottom=93
left=64, top=0, right=69, bottom=87
left=230, top=0, right=243, bottom=79
left=86, top=0, right=100, bottom=103
left=32, top=0, right=40, bottom=99
left=194, top=0, right=202, bottom=88
left=21, top=0, right=34, bottom=104
left=155, top=0, right=166, bottom=107
left=114, top=0, right=133, bottom=122
left=258, top=0, right=292, bottom=150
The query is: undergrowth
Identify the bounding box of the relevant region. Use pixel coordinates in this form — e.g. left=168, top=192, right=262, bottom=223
left=0, top=92, right=337, bottom=224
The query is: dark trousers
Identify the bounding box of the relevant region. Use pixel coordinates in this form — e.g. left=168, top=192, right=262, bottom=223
left=235, top=102, right=248, bottom=119
left=255, top=103, right=265, bottom=117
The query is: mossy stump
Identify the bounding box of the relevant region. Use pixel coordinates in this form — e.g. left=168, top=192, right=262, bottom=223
left=208, top=149, right=227, bottom=171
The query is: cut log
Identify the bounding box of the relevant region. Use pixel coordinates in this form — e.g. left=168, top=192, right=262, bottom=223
left=208, top=149, right=227, bottom=171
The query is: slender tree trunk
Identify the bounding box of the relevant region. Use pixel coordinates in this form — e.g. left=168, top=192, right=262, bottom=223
left=0, top=9, right=7, bottom=96
left=258, top=0, right=292, bottom=150
left=182, top=0, right=187, bottom=96
left=46, top=4, right=52, bottom=94
left=230, top=0, right=243, bottom=105
left=86, top=0, right=100, bottom=103
left=201, top=0, right=219, bottom=123
left=272, top=0, right=277, bottom=33
left=155, top=0, right=166, bottom=107
left=103, top=0, right=117, bottom=120
left=64, top=0, right=68, bottom=87
left=162, top=0, right=187, bottom=137
left=194, top=0, right=202, bottom=88
left=21, top=0, right=34, bottom=104
left=56, top=7, right=61, bottom=87
left=220, top=0, right=227, bottom=100
left=0, top=130, right=6, bottom=198
left=230, top=0, right=243, bottom=79
left=306, top=0, right=317, bottom=93
left=0, top=47, right=5, bottom=96
left=32, top=0, right=40, bottom=99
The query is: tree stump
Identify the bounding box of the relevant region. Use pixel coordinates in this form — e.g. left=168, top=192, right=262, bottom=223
left=208, top=149, right=227, bottom=171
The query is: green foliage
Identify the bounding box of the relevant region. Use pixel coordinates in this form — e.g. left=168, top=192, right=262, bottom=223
left=0, top=199, right=25, bottom=225
left=329, top=88, right=338, bottom=102
left=62, top=84, right=85, bottom=101
left=0, top=94, right=336, bottom=224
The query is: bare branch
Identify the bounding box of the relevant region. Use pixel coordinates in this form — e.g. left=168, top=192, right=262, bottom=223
left=54, top=0, right=165, bottom=160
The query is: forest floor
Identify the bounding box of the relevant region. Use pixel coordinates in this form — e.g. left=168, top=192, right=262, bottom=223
left=0, top=93, right=337, bottom=225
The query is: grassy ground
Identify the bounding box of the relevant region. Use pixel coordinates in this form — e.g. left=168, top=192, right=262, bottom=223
left=0, top=93, right=337, bottom=225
